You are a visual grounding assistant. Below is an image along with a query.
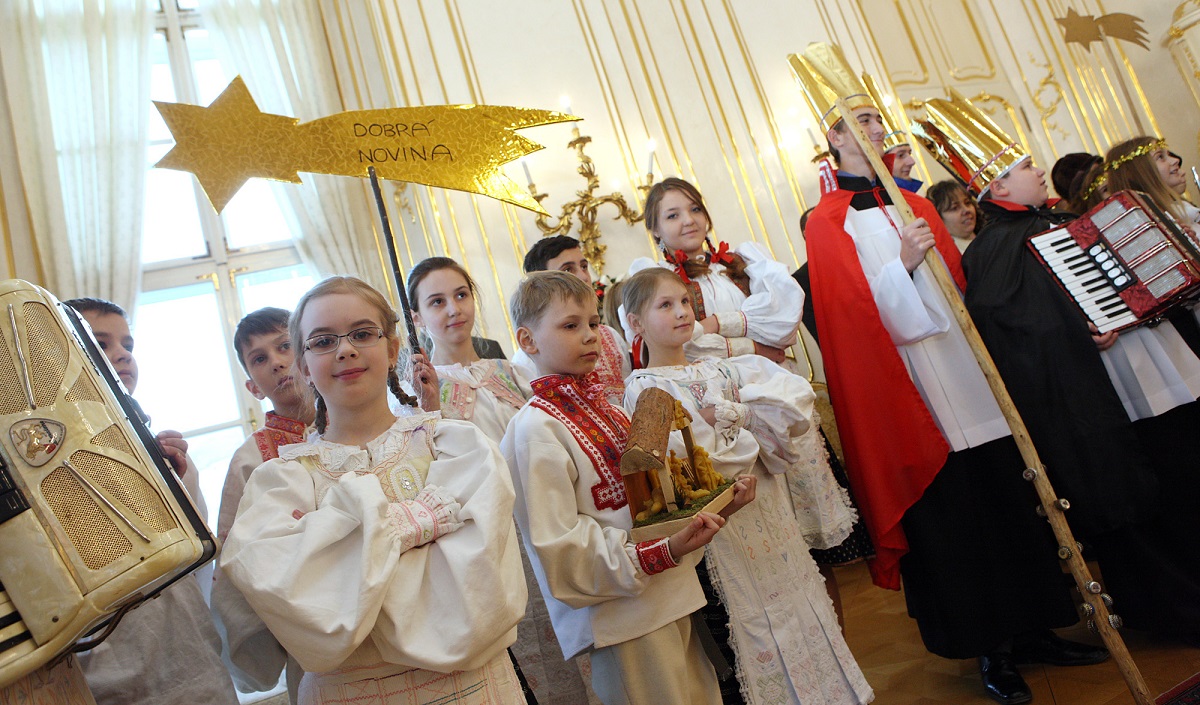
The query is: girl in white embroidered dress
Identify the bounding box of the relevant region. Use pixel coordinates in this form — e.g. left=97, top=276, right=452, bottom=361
left=407, top=257, right=532, bottom=438
left=220, top=276, right=527, bottom=705
left=629, top=178, right=869, bottom=589
left=625, top=177, right=804, bottom=365
left=622, top=269, right=872, bottom=705
left=407, top=257, right=597, bottom=705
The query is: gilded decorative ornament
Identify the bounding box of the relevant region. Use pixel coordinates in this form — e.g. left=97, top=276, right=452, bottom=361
left=528, top=125, right=651, bottom=275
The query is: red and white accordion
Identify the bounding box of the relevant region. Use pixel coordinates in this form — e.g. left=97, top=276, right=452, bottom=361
left=1028, top=191, right=1200, bottom=333
left=0, top=280, right=216, bottom=688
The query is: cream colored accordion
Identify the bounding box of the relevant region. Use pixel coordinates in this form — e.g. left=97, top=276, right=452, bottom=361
left=0, top=280, right=216, bottom=688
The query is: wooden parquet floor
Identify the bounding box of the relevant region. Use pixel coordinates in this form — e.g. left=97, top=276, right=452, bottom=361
left=836, top=561, right=1200, bottom=704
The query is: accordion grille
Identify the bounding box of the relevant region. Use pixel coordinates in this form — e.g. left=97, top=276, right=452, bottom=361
left=65, top=371, right=104, bottom=404
left=70, top=450, right=175, bottom=533
left=41, top=467, right=131, bottom=570
left=0, top=322, right=26, bottom=414
left=22, top=302, right=68, bottom=408
left=90, top=424, right=135, bottom=457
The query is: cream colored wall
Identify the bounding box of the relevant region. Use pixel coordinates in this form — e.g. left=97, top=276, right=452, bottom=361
left=318, top=0, right=831, bottom=356
left=0, top=0, right=1190, bottom=375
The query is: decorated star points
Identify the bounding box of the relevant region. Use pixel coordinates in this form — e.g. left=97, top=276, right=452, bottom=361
left=155, top=77, right=301, bottom=213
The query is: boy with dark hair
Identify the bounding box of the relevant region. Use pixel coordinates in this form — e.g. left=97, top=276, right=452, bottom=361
left=62, top=297, right=238, bottom=705
left=212, top=306, right=314, bottom=703
left=518, top=235, right=630, bottom=404
left=523, top=234, right=593, bottom=280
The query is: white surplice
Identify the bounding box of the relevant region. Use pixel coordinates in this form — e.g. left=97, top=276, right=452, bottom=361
left=841, top=205, right=1009, bottom=450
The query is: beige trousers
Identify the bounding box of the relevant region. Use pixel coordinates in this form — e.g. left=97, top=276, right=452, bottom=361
left=589, top=614, right=722, bottom=705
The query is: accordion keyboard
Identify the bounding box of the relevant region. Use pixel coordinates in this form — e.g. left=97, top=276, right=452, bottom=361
left=1029, top=228, right=1139, bottom=333
left=0, top=582, right=33, bottom=663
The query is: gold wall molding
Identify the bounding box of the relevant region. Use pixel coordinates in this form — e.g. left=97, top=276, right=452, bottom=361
left=294, top=0, right=1196, bottom=352
left=1166, top=0, right=1200, bottom=161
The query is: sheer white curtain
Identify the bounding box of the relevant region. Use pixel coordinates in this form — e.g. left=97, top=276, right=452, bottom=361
left=0, top=0, right=151, bottom=311
left=201, top=0, right=389, bottom=292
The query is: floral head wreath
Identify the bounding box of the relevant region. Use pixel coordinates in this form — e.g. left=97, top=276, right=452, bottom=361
left=1105, top=138, right=1168, bottom=175
left=1080, top=172, right=1108, bottom=203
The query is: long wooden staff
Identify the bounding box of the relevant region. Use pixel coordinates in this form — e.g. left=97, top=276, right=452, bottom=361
left=367, top=166, right=422, bottom=407
left=832, top=98, right=1152, bottom=704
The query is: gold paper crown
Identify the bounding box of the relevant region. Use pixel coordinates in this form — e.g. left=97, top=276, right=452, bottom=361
left=861, top=72, right=908, bottom=153
left=787, top=43, right=878, bottom=132
left=915, top=88, right=1029, bottom=195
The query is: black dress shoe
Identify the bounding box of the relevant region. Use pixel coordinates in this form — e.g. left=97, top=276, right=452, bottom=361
left=980, top=653, right=1033, bottom=705
left=1011, top=630, right=1110, bottom=666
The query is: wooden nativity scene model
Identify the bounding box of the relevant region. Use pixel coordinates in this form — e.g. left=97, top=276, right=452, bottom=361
left=621, top=387, right=736, bottom=541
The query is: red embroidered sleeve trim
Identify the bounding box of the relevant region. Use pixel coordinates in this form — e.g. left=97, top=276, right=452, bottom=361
left=635, top=538, right=677, bottom=575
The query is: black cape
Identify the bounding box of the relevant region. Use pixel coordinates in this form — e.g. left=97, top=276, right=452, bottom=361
left=962, top=200, right=1158, bottom=537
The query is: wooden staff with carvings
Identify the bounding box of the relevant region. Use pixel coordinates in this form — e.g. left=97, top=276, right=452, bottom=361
left=831, top=96, right=1152, bottom=704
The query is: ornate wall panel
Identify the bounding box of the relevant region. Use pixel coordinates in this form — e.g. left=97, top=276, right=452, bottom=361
left=283, top=0, right=1190, bottom=361
left=1164, top=2, right=1200, bottom=176
left=314, top=0, right=835, bottom=351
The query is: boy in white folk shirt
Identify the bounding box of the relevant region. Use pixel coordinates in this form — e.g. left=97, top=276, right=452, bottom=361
left=64, top=297, right=238, bottom=705
left=500, top=271, right=754, bottom=705
left=211, top=307, right=314, bottom=703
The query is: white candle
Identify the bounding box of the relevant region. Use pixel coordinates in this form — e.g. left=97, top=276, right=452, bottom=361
left=806, top=126, right=818, bottom=148
left=559, top=95, right=572, bottom=115
left=521, top=160, right=534, bottom=188
left=646, top=138, right=657, bottom=177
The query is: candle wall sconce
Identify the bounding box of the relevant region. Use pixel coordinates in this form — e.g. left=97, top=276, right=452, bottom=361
left=525, top=125, right=654, bottom=275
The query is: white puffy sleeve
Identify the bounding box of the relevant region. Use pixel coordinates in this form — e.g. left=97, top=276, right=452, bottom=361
left=718, top=242, right=804, bottom=349
left=622, top=372, right=759, bottom=483
left=862, top=253, right=951, bottom=345
left=220, top=422, right=524, bottom=675
left=684, top=243, right=804, bottom=360
left=502, top=412, right=667, bottom=610
left=372, top=421, right=525, bottom=670
left=725, top=355, right=816, bottom=474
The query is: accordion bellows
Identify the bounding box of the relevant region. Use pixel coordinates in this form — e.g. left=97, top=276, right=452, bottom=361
left=0, top=280, right=215, bottom=687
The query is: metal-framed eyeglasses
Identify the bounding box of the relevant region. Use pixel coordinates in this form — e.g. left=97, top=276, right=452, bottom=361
left=304, top=327, right=386, bottom=355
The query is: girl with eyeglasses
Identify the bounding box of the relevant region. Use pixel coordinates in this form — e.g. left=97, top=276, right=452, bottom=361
left=220, top=276, right=529, bottom=705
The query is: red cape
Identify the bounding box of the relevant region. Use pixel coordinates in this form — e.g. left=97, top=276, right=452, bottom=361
left=806, top=185, right=966, bottom=589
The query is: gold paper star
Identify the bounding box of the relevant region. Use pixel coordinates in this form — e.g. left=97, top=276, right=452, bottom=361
left=1056, top=8, right=1148, bottom=51
left=155, top=77, right=300, bottom=213
left=1057, top=8, right=1102, bottom=49
left=154, top=76, right=579, bottom=214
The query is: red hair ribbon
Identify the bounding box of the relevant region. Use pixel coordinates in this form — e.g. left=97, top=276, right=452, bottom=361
left=709, top=240, right=734, bottom=265
left=630, top=334, right=647, bottom=370
left=670, top=250, right=692, bottom=283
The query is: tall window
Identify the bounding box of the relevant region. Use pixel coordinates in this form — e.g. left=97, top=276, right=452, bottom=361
left=141, top=0, right=315, bottom=528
